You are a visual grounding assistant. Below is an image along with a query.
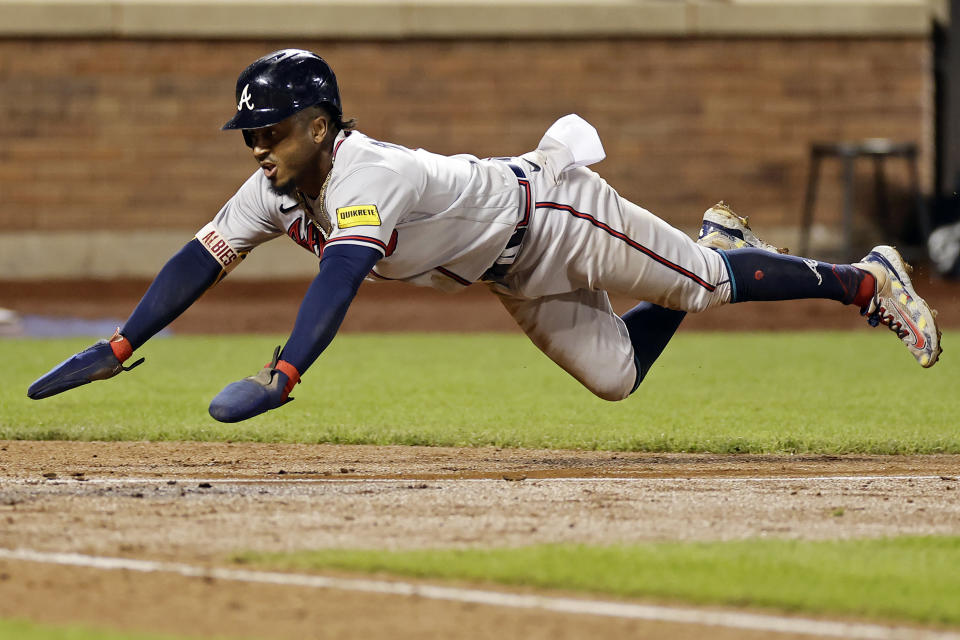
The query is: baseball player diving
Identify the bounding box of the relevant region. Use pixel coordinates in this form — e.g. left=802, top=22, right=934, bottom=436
left=28, top=49, right=943, bottom=422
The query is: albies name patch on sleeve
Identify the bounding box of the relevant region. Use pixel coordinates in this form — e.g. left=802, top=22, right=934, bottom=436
left=195, top=222, right=244, bottom=272
left=336, top=205, right=381, bottom=228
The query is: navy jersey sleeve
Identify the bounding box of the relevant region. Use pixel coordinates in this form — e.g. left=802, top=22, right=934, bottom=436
left=120, top=238, right=224, bottom=349
left=277, top=243, right=382, bottom=373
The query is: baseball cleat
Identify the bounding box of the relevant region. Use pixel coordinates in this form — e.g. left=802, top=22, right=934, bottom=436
left=854, top=245, right=942, bottom=368
left=697, top=202, right=788, bottom=254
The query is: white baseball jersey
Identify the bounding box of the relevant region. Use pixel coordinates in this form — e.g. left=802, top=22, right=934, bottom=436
left=197, top=131, right=523, bottom=292
left=197, top=115, right=732, bottom=401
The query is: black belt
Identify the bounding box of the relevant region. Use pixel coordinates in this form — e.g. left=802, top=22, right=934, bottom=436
left=482, top=161, right=531, bottom=282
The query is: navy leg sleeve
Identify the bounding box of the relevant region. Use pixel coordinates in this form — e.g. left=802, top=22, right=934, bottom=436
left=621, top=302, right=686, bottom=392
left=722, top=248, right=865, bottom=305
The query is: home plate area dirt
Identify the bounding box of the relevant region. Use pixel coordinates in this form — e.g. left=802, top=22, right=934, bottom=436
left=1, top=441, right=960, bottom=639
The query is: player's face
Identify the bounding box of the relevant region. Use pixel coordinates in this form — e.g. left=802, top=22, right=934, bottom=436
left=246, top=113, right=325, bottom=197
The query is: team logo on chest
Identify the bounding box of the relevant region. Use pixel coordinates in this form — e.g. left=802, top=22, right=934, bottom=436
left=287, top=216, right=324, bottom=257
left=237, top=84, right=255, bottom=111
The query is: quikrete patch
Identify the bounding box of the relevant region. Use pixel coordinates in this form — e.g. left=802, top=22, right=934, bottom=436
left=336, top=205, right=381, bottom=228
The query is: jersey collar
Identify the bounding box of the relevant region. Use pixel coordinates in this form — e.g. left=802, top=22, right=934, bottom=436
left=332, top=129, right=351, bottom=163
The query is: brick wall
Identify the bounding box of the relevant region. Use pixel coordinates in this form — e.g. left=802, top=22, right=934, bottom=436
left=0, top=37, right=932, bottom=234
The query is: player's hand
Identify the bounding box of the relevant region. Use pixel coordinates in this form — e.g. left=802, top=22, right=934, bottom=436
left=208, top=346, right=300, bottom=423
left=27, top=331, right=145, bottom=400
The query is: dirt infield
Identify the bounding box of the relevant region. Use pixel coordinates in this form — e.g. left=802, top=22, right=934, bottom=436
left=2, top=441, right=959, bottom=639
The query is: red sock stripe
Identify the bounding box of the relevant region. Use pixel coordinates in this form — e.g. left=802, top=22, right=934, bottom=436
left=853, top=271, right=876, bottom=309
left=535, top=202, right=717, bottom=292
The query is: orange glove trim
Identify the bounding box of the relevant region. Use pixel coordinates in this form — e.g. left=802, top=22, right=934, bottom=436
left=274, top=360, right=301, bottom=398
left=108, top=329, right=133, bottom=363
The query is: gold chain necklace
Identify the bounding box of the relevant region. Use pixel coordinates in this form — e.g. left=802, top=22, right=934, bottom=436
left=298, top=170, right=333, bottom=237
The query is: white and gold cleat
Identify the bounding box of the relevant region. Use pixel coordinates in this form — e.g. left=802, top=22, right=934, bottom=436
left=697, top=202, right=788, bottom=254
left=854, top=245, right=942, bottom=368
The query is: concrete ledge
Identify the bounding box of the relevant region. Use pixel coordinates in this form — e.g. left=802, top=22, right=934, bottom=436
left=0, top=232, right=321, bottom=281
left=0, top=226, right=849, bottom=281
left=692, top=0, right=934, bottom=36
left=0, top=0, right=939, bottom=38
left=0, top=0, right=114, bottom=36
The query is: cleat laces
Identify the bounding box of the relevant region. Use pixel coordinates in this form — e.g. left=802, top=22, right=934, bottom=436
left=867, top=304, right=907, bottom=339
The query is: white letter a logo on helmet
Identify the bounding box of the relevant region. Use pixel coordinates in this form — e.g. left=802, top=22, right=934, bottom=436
left=237, top=84, right=255, bottom=111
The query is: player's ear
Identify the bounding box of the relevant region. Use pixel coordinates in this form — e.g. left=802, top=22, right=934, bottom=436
left=310, top=112, right=329, bottom=144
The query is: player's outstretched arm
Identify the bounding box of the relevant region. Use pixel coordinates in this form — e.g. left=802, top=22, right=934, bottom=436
left=28, top=238, right=224, bottom=400
left=208, top=243, right=380, bottom=423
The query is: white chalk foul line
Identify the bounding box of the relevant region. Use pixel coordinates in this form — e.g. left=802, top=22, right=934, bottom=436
left=1, top=548, right=958, bottom=640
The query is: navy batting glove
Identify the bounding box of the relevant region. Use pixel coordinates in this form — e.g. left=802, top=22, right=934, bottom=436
left=208, top=346, right=300, bottom=423
left=28, top=333, right=144, bottom=400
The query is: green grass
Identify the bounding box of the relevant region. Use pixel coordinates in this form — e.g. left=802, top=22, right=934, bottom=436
left=233, top=536, right=960, bottom=627
left=0, top=619, right=231, bottom=640
left=2, top=332, right=956, bottom=453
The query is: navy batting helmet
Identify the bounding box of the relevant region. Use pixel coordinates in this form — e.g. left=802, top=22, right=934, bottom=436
left=222, top=49, right=342, bottom=134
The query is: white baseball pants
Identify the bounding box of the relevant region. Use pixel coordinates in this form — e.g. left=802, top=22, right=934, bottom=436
left=491, top=152, right=732, bottom=401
